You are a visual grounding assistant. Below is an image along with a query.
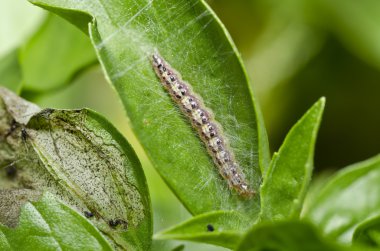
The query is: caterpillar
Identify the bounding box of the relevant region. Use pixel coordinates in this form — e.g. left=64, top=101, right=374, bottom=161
left=151, top=53, right=254, bottom=198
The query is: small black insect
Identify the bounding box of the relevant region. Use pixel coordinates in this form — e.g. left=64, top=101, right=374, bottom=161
left=108, top=219, right=128, bottom=229
left=84, top=211, right=94, bottom=218
left=21, top=128, right=28, bottom=142
left=108, top=219, right=118, bottom=227
left=206, top=224, right=214, bottom=232
left=5, top=163, right=17, bottom=179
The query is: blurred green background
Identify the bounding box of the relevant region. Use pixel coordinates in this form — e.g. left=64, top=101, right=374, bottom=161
left=1, top=0, right=380, bottom=250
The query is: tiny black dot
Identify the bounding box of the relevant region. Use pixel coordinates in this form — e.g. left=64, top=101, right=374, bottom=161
left=5, top=164, right=17, bottom=178
left=108, top=219, right=128, bottom=229
left=207, top=224, right=214, bottom=232
left=109, top=219, right=119, bottom=227
left=84, top=211, right=94, bottom=218
left=21, top=128, right=28, bottom=141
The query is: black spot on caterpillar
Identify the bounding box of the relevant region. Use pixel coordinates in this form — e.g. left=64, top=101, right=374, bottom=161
left=151, top=53, right=254, bottom=198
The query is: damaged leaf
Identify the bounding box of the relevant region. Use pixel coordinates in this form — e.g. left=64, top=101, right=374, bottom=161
left=0, top=87, right=151, bottom=250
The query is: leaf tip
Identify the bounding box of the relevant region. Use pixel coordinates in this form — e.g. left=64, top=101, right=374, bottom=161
left=313, top=97, right=326, bottom=111
left=318, top=96, right=326, bottom=107
left=309, top=96, right=326, bottom=121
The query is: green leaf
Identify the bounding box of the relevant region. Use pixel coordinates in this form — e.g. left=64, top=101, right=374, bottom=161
left=0, top=192, right=113, bottom=251
left=28, top=0, right=269, bottom=217
left=235, top=221, right=346, bottom=251
left=0, top=87, right=152, bottom=250
left=304, top=154, right=380, bottom=243
left=171, top=244, right=185, bottom=251
left=353, top=214, right=380, bottom=248
left=259, top=98, right=325, bottom=221
left=0, top=49, right=22, bottom=94
left=155, top=211, right=249, bottom=249
left=20, top=13, right=97, bottom=92
left=0, top=189, right=42, bottom=229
